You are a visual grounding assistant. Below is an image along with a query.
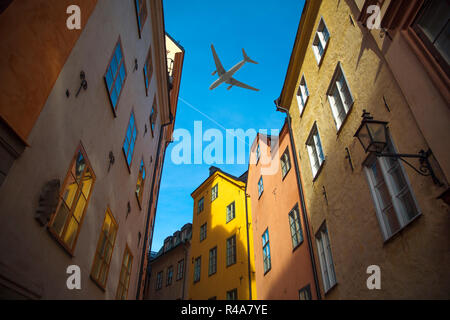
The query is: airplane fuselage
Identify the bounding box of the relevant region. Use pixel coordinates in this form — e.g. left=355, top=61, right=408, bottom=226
left=209, top=60, right=246, bottom=90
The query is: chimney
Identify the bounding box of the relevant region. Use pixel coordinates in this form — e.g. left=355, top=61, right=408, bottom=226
left=209, top=166, right=219, bottom=176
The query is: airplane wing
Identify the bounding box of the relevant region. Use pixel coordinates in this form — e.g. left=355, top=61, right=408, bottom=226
left=211, top=45, right=226, bottom=76
left=229, top=78, right=260, bottom=91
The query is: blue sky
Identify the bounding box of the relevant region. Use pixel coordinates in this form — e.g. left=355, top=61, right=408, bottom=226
left=151, top=0, right=305, bottom=252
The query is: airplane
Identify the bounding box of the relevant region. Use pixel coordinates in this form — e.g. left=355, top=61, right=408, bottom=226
left=209, top=44, right=259, bottom=91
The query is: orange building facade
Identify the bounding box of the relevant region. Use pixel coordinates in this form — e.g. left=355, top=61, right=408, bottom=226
left=247, top=123, right=319, bottom=300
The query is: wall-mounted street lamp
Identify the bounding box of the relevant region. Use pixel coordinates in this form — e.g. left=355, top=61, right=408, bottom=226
left=354, top=110, right=442, bottom=186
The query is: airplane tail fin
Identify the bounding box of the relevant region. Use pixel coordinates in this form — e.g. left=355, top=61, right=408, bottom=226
left=242, top=49, right=258, bottom=64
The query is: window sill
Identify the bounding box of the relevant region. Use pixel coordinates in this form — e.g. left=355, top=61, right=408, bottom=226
left=315, top=39, right=330, bottom=68
left=324, top=282, right=338, bottom=296
left=281, top=167, right=291, bottom=181
left=90, top=275, right=107, bottom=292
left=258, top=191, right=264, bottom=200
left=122, top=148, right=133, bottom=174
left=135, top=192, right=143, bottom=211
left=382, top=213, right=422, bottom=246
left=47, top=226, right=75, bottom=258
left=335, top=102, right=355, bottom=137
left=226, top=217, right=236, bottom=224
left=312, top=160, right=326, bottom=183
left=299, top=96, right=309, bottom=118
left=263, top=267, right=272, bottom=276
left=226, top=262, right=236, bottom=269
left=292, top=239, right=304, bottom=253
left=104, top=79, right=118, bottom=119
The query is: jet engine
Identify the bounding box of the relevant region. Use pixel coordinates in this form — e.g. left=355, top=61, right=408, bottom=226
left=212, top=70, right=217, bottom=76
left=227, top=85, right=233, bottom=90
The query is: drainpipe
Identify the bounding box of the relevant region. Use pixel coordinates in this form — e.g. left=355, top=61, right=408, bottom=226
left=244, top=181, right=253, bottom=300
left=136, top=112, right=173, bottom=300
left=275, top=98, right=322, bottom=300
left=181, top=241, right=189, bottom=300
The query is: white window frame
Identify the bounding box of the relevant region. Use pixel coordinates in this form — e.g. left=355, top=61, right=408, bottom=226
left=364, top=137, right=421, bottom=241
left=226, top=201, right=236, bottom=223
left=326, top=63, right=354, bottom=131
left=296, top=75, right=310, bottom=116
left=306, top=124, right=325, bottom=179
left=316, top=223, right=337, bottom=293
left=211, top=184, right=218, bottom=202
left=312, top=17, right=330, bottom=65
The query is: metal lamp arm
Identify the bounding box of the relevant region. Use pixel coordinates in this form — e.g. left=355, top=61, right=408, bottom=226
left=376, top=149, right=442, bottom=186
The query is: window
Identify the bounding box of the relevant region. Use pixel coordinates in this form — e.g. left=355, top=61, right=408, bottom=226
left=327, top=63, right=354, bottom=130
left=211, top=184, right=218, bottom=202
left=281, top=148, right=291, bottom=179
left=306, top=124, right=325, bottom=179
left=149, top=97, right=158, bottom=137
left=91, top=208, right=118, bottom=289
left=194, top=256, right=201, bottom=283
left=412, top=0, right=450, bottom=75
left=200, top=223, right=207, bottom=242
left=296, top=75, right=309, bottom=115
left=289, top=205, right=303, bottom=249
left=156, top=271, right=163, bottom=290
left=258, top=176, right=264, bottom=197
left=312, top=18, right=330, bottom=64
left=135, top=159, right=146, bottom=207
left=134, top=0, right=148, bottom=37
left=105, top=39, right=126, bottom=112
left=116, top=246, right=133, bottom=300
left=262, top=229, right=271, bottom=274
left=226, top=288, right=238, bottom=300
left=176, top=259, right=184, bottom=280
left=226, top=201, right=236, bottom=223
left=48, top=144, right=95, bottom=254
left=364, top=138, right=420, bottom=240
left=123, top=111, right=138, bottom=168
left=166, top=266, right=173, bottom=286
left=256, top=144, right=261, bottom=163
left=226, top=235, right=236, bottom=267
left=316, top=223, right=337, bottom=293
left=208, top=296, right=217, bottom=300
left=197, top=197, right=204, bottom=214
left=144, top=47, right=153, bottom=95
left=299, top=285, right=312, bottom=300
left=209, top=247, right=217, bottom=276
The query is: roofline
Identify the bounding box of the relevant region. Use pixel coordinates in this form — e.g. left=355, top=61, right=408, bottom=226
left=279, top=0, right=321, bottom=108
left=165, top=32, right=185, bottom=53
left=191, top=169, right=246, bottom=199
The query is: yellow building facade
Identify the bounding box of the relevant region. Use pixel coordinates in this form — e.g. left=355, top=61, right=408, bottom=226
left=278, top=0, right=450, bottom=299
left=188, top=167, right=256, bottom=300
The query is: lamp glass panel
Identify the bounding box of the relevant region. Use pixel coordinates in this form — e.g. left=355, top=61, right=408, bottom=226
left=367, top=122, right=387, bottom=153
left=357, top=124, right=371, bottom=152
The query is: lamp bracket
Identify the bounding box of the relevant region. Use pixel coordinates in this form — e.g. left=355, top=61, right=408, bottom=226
left=376, top=149, right=442, bottom=186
